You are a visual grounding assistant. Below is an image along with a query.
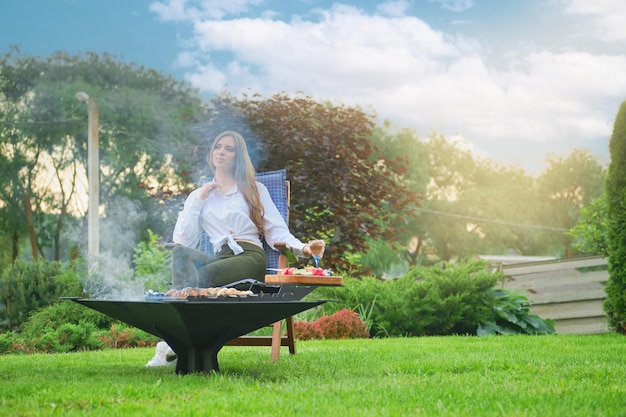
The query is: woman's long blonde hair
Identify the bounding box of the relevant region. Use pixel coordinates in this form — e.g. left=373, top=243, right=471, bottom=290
left=207, top=131, right=265, bottom=237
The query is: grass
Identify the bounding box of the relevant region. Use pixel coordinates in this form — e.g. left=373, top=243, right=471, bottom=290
left=0, top=334, right=625, bottom=416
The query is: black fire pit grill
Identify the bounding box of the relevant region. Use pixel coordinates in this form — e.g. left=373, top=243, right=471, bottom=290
left=63, top=296, right=328, bottom=374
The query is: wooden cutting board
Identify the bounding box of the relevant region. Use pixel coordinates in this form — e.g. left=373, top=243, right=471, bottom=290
left=264, top=275, right=343, bottom=286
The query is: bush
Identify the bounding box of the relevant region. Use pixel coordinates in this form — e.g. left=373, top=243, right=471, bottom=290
left=316, top=309, right=369, bottom=339
left=5, top=308, right=157, bottom=354
left=20, top=300, right=114, bottom=341
left=133, top=229, right=172, bottom=292
left=313, top=259, right=555, bottom=337
left=294, top=309, right=369, bottom=340
left=0, top=332, right=14, bottom=354
left=56, top=322, right=105, bottom=351
left=20, top=322, right=106, bottom=354
left=0, top=260, right=84, bottom=331
left=293, top=321, right=324, bottom=340
left=96, top=323, right=158, bottom=349
left=478, top=289, right=555, bottom=335
left=29, top=332, right=62, bottom=354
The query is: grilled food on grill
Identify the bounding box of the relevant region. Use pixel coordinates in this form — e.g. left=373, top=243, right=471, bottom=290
left=164, top=287, right=254, bottom=299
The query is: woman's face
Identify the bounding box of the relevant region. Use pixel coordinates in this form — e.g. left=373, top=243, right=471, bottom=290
left=212, top=135, right=237, bottom=172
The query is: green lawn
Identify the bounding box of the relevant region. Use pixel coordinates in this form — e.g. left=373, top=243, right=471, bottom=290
left=1, top=334, right=624, bottom=416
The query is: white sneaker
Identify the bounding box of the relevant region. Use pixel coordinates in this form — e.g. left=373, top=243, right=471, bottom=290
left=165, top=346, right=177, bottom=362
left=145, top=341, right=177, bottom=367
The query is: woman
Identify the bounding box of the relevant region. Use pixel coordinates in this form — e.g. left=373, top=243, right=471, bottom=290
left=171, top=130, right=325, bottom=288
left=146, top=131, right=324, bottom=367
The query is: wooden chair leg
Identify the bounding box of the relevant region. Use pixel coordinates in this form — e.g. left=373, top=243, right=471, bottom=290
left=270, top=320, right=282, bottom=362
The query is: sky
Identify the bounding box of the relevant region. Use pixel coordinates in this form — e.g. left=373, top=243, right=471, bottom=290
left=2, top=0, right=626, bottom=173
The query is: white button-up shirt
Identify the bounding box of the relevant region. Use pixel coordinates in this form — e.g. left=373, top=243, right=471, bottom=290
left=173, top=182, right=306, bottom=257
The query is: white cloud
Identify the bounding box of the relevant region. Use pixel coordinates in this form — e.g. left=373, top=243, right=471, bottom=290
left=150, top=0, right=196, bottom=22
left=151, top=0, right=626, bottom=170
left=562, top=0, right=626, bottom=41
left=151, top=0, right=263, bottom=21
left=376, top=0, right=411, bottom=17
left=188, top=5, right=461, bottom=91
left=428, top=0, right=475, bottom=13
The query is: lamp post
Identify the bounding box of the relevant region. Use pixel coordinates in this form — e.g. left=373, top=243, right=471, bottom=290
left=75, top=92, right=99, bottom=257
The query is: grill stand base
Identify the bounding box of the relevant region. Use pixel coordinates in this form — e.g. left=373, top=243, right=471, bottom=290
left=62, top=297, right=327, bottom=374
left=155, top=325, right=223, bottom=373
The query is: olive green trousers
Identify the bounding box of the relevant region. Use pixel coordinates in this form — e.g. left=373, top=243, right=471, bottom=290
left=171, top=242, right=266, bottom=289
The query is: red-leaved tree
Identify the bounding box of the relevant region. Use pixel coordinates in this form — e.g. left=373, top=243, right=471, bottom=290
left=187, top=92, right=420, bottom=273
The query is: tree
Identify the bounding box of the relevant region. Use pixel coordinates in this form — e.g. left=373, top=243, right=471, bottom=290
left=568, top=194, right=609, bottom=256
left=0, top=49, right=205, bottom=261
left=0, top=51, right=48, bottom=260
left=411, top=134, right=532, bottom=261
left=466, top=163, right=554, bottom=255
left=605, top=100, right=626, bottom=334
left=360, top=126, right=429, bottom=272
left=537, top=149, right=606, bottom=257
left=371, top=133, right=602, bottom=264
left=188, top=93, right=420, bottom=272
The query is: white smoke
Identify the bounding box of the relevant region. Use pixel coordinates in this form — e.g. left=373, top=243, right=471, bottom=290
left=76, top=195, right=158, bottom=300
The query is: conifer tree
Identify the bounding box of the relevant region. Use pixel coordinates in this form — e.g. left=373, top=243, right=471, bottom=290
left=605, top=100, right=626, bottom=334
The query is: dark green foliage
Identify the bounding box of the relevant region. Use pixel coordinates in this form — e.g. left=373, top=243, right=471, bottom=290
left=315, top=259, right=519, bottom=337
left=478, top=289, right=555, bottom=335
left=0, top=259, right=83, bottom=331
left=404, top=261, right=499, bottom=335
left=3, top=320, right=155, bottom=354
left=41, top=322, right=104, bottom=353
left=7, top=303, right=157, bottom=354
left=19, top=300, right=114, bottom=340
left=0, top=332, right=14, bottom=353
left=605, top=100, right=626, bottom=334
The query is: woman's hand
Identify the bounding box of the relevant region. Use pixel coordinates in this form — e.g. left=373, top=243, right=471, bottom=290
left=199, top=181, right=219, bottom=200
left=303, top=239, right=325, bottom=258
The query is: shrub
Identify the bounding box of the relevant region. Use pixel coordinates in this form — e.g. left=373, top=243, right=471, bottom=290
left=312, top=259, right=553, bottom=337
left=97, top=323, right=158, bottom=349
left=478, top=289, right=555, bottom=336
left=294, top=309, right=369, bottom=340
left=30, top=332, right=63, bottom=354
left=20, top=300, right=114, bottom=341
left=18, top=322, right=105, bottom=354
left=133, top=229, right=172, bottom=292
left=56, top=322, right=105, bottom=351
left=316, top=309, right=369, bottom=339
left=0, top=260, right=84, bottom=331
left=0, top=332, right=14, bottom=354
left=403, top=260, right=498, bottom=335
left=5, top=314, right=157, bottom=354
left=293, top=321, right=324, bottom=340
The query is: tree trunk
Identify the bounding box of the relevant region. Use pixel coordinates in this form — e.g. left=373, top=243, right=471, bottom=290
left=24, top=193, right=38, bottom=260
left=12, top=229, right=19, bottom=263
left=54, top=204, right=67, bottom=261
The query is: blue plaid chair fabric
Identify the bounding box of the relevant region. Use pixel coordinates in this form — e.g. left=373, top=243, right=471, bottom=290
left=198, top=169, right=288, bottom=272
left=196, top=168, right=296, bottom=361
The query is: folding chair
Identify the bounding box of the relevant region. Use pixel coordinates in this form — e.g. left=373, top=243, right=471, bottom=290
left=197, top=169, right=296, bottom=362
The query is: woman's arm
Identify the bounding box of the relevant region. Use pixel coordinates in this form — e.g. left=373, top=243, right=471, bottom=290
left=258, top=183, right=309, bottom=257
left=172, top=189, right=204, bottom=248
